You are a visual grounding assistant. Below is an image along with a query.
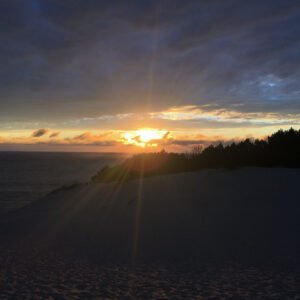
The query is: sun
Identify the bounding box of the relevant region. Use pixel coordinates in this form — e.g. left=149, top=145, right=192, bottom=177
left=122, top=128, right=168, bottom=148
left=136, top=129, right=162, bottom=142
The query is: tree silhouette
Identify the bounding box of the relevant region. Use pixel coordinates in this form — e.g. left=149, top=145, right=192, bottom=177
left=91, top=128, right=300, bottom=183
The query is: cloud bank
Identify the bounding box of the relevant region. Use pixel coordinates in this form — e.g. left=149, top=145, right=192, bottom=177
left=0, top=0, right=299, bottom=125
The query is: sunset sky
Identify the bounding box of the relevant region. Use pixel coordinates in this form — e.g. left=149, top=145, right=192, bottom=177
left=0, top=0, right=299, bottom=152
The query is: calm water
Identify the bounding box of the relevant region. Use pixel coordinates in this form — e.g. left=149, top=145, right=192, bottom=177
left=0, top=152, right=126, bottom=213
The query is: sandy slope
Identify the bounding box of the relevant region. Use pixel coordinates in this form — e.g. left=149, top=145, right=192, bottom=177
left=0, top=168, right=299, bottom=298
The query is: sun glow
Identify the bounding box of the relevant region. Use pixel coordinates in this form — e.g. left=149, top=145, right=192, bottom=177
left=122, top=128, right=168, bottom=148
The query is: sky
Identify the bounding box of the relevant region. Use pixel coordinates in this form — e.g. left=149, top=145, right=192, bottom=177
left=0, top=0, right=299, bottom=152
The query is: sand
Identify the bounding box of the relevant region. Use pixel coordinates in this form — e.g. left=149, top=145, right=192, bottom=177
left=0, top=168, right=299, bottom=299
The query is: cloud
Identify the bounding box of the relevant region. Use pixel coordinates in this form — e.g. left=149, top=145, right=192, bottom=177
left=59, top=104, right=300, bottom=131
left=71, top=131, right=113, bottom=142
left=72, top=132, right=93, bottom=141
left=149, top=105, right=300, bottom=126
left=31, top=128, right=49, bottom=137
left=0, top=129, right=120, bottom=148
left=65, top=131, right=118, bottom=146
left=49, top=131, right=60, bottom=138
left=0, top=0, right=299, bottom=125
left=88, top=141, right=119, bottom=147
left=167, top=139, right=209, bottom=146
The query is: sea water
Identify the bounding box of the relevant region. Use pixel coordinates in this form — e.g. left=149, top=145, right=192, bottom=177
left=0, top=152, right=125, bottom=213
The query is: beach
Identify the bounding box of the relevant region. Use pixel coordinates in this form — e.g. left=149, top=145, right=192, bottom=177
left=0, top=168, right=299, bottom=298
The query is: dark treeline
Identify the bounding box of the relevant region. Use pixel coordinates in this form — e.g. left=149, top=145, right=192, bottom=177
left=91, top=128, right=300, bottom=183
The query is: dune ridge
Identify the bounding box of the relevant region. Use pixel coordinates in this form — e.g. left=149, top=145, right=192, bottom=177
left=0, top=168, right=299, bottom=298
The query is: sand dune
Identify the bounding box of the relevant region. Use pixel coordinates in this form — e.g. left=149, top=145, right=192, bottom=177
left=0, top=168, right=299, bottom=298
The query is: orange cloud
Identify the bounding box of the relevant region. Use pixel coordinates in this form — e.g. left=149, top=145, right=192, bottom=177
left=49, top=132, right=60, bottom=138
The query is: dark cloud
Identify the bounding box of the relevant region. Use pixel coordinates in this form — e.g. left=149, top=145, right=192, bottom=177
left=49, top=131, right=60, bottom=138
left=168, top=140, right=209, bottom=146
left=72, top=132, right=92, bottom=141
left=0, top=0, right=299, bottom=123
left=31, top=128, right=49, bottom=137
left=90, top=141, right=118, bottom=147
left=167, top=138, right=242, bottom=148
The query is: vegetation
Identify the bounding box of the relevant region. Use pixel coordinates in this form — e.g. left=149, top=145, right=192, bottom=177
left=91, top=128, right=300, bottom=183
left=49, top=182, right=82, bottom=194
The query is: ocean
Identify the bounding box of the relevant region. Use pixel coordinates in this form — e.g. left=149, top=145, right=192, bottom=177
left=0, top=151, right=126, bottom=213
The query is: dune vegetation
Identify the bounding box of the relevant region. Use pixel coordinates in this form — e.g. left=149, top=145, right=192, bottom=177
left=91, top=128, right=300, bottom=183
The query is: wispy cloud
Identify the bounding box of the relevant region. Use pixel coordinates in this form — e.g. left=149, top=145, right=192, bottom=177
left=65, top=131, right=117, bottom=146
left=149, top=105, right=300, bottom=126
left=63, top=105, right=300, bottom=129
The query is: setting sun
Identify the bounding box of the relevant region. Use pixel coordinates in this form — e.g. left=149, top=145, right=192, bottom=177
left=122, top=128, right=169, bottom=148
